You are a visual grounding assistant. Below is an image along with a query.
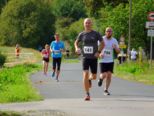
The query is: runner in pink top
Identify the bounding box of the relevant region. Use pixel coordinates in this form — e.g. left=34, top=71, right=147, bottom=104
left=42, top=44, right=50, bottom=75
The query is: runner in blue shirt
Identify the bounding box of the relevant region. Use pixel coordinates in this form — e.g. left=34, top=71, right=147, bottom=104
left=50, top=33, right=65, bottom=82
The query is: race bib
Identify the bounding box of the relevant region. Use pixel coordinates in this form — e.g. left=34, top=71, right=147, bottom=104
left=83, top=46, right=93, bottom=54
left=103, top=49, right=112, bottom=57
left=54, top=50, right=60, bottom=55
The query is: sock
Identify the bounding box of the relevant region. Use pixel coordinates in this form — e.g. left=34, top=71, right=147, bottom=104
left=86, top=92, right=90, bottom=96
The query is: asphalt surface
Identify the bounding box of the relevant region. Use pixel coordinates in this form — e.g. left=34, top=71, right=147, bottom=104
left=0, top=62, right=154, bottom=116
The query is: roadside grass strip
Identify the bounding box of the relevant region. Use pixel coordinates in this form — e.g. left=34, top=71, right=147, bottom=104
left=0, top=64, right=42, bottom=103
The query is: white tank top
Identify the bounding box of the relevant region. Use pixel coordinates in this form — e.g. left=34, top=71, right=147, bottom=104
left=100, top=36, right=119, bottom=63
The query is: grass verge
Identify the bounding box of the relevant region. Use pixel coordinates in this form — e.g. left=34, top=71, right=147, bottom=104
left=0, top=63, right=42, bottom=103
left=114, top=60, right=154, bottom=85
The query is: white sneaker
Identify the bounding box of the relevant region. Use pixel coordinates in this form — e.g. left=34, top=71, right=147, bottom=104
left=104, top=90, right=110, bottom=96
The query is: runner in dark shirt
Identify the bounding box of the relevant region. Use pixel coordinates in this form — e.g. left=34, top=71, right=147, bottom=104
left=74, top=18, right=104, bottom=101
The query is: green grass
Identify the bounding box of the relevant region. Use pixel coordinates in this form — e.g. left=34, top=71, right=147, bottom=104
left=0, top=63, right=42, bottom=103
left=114, top=60, right=154, bottom=85
left=0, top=111, right=22, bottom=116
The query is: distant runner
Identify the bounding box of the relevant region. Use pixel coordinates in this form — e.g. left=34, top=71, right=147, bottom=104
left=74, top=18, right=103, bottom=101
left=41, top=44, right=50, bottom=75
left=15, top=44, right=20, bottom=58
left=50, top=33, right=65, bottom=82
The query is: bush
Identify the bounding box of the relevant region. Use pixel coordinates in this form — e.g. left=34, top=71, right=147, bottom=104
left=0, top=52, right=6, bottom=67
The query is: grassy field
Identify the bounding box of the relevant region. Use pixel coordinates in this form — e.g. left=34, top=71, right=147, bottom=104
left=0, top=46, right=79, bottom=65
left=0, top=46, right=42, bottom=67
left=114, top=60, right=154, bottom=85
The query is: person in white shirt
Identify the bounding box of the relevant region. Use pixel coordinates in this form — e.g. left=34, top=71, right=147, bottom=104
left=130, top=48, right=138, bottom=61
left=98, top=27, right=120, bottom=96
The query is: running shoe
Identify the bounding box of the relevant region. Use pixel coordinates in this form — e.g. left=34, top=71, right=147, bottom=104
left=84, top=95, right=90, bottom=101
left=56, top=77, right=59, bottom=82
left=89, top=80, right=92, bottom=88
left=43, top=72, right=47, bottom=76
left=104, top=90, right=110, bottom=96
left=52, top=72, right=55, bottom=77
left=98, top=79, right=103, bottom=87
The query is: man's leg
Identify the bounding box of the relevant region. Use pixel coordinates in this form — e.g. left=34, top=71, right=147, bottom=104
left=89, top=58, right=97, bottom=87
left=52, top=58, right=56, bottom=77
left=105, top=71, right=112, bottom=91
left=103, top=71, right=112, bottom=95
left=83, top=71, right=90, bottom=91
left=89, top=73, right=97, bottom=80
left=88, top=73, right=96, bottom=88
left=56, top=58, right=61, bottom=81
left=104, top=62, right=114, bottom=92
left=83, top=70, right=90, bottom=100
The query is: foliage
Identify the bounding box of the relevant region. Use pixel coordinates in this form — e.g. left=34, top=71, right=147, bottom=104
left=0, top=0, right=154, bottom=57
left=102, top=0, right=128, bottom=7
left=97, top=0, right=154, bottom=52
left=0, top=0, right=10, bottom=13
left=131, top=0, right=154, bottom=51
left=0, top=52, right=6, bottom=67
left=83, top=0, right=104, bottom=17
left=83, top=0, right=128, bottom=17
left=0, top=63, right=42, bottom=103
left=56, top=18, right=84, bottom=52
left=52, top=0, right=87, bottom=20
left=98, top=4, right=129, bottom=42
left=0, top=0, right=55, bottom=48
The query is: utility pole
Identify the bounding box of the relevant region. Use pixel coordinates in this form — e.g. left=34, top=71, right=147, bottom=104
left=128, top=0, right=132, bottom=58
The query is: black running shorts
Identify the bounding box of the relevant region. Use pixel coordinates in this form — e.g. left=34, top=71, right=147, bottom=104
left=99, top=62, right=114, bottom=73
left=82, top=58, right=97, bottom=74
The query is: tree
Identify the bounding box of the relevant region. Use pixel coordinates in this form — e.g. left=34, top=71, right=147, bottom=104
left=83, top=0, right=128, bottom=17
left=52, top=0, right=87, bottom=20
left=0, top=0, right=9, bottom=13
left=98, top=0, right=154, bottom=53
left=0, top=0, right=55, bottom=48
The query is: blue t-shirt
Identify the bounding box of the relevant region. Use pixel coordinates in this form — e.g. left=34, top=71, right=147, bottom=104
left=50, top=41, right=64, bottom=58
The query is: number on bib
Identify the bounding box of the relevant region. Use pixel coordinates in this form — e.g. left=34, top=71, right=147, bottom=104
left=84, top=46, right=93, bottom=54
left=104, top=49, right=112, bottom=57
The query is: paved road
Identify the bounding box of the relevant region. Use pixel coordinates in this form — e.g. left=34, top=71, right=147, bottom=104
left=31, top=63, right=154, bottom=99
left=0, top=63, right=154, bottom=116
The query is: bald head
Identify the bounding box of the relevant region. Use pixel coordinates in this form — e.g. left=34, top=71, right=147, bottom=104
left=84, top=18, right=92, bottom=32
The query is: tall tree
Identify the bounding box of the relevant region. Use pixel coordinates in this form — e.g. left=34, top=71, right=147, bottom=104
left=0, top=0, right=55, bottom=47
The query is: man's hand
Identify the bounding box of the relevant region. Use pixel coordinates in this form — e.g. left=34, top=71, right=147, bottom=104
left=94, top=52, right=100, bottom=58
left=112, top=44, right=117, bottom=49
left=99, top=53, right=104, bottom=58
left=75, top=48, right=81, bottom=55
